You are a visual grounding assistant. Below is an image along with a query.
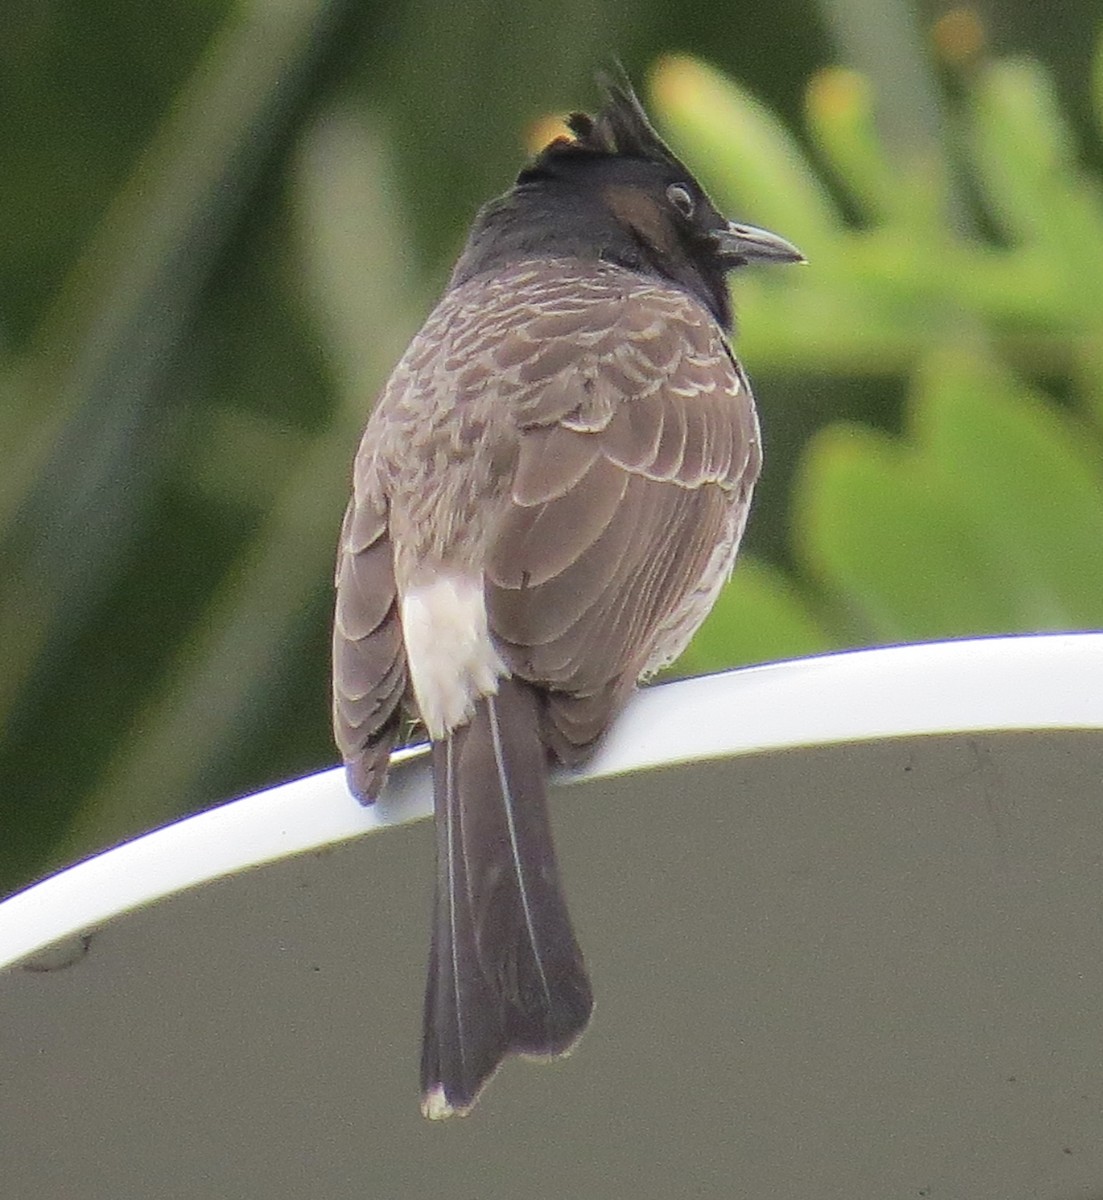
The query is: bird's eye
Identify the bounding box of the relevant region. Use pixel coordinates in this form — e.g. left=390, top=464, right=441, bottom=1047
left=666, top=183, right=695, bottom=218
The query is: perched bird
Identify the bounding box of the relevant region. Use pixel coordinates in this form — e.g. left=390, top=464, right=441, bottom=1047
left=332, top=74, right=803, bottom=1119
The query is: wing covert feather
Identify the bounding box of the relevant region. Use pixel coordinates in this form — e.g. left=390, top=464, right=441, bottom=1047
left=481, top=273, right=759, bottom=758
left=332, top=494, right=407, bottom=800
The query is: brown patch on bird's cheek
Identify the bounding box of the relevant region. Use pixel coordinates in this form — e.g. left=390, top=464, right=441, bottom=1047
left=602, top=184, right=676, bottom=257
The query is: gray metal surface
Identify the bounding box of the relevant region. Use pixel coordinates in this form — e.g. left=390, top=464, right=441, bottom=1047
left=2, top=636, right=1103, bottom=1198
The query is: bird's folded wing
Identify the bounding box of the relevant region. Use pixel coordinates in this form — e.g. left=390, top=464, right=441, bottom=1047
left=485, top=283, right=760, bottom=760
left=332, top=486, right=407, bottom=800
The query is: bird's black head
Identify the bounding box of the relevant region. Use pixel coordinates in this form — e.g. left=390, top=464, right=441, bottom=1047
left=449, top=74, right=803, bottom=330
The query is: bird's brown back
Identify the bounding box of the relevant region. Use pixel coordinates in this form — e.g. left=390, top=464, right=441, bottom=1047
left=334, top=255, right=759, bottom=788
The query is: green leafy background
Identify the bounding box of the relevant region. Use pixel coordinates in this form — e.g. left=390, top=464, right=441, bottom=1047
left=3, top=1, right=1101, bottom=896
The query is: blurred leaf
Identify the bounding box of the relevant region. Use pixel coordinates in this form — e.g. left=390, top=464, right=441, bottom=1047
left=1074, top=335, right=1103, bottom=430
left=914, top=347, right=1103, bottom=627
left=969, top=58, right=1103, bottom=313
left=795, top=347, right=1103, bottom=641
left=1094, top=25, right=1103, bottom=140
left=0, top=5, right=223, bottom=350
left=57, top=104, right=423, bottom=863
left=796, top=422, right=1020, bottom=640
left=805, top=67, right=944, bottom=232
left=970, top=58, right=1076, bottom=243
left=814, top=0, right=948, bottom=164
left=0, top=0, right=354, bottom=759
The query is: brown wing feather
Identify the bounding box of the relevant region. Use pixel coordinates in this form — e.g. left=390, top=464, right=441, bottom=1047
left=332, top=490, right=407, bottom=801
left=481, top=270, right=760, bottom=762
left=490, top=452, right=630, bottom=595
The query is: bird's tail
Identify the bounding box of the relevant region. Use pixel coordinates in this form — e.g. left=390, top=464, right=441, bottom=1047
left=420, top=676, right=593, bottom=1119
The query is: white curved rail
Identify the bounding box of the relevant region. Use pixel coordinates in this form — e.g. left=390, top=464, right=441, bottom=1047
left=1, top=632, right=1100, bottom=970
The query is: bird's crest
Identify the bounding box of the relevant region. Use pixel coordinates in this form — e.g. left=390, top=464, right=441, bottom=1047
left=527, top=71, right=683, bottom=173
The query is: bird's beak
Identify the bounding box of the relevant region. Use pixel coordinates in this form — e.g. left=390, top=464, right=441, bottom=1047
left=712, top=221, right=805, bottom=266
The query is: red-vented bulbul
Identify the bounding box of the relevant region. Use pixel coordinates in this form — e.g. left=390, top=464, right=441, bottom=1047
left=332, top=75, right=803, bottom=1119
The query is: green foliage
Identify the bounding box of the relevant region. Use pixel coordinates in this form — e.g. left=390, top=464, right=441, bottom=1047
left=2, top=13, right=1102, bottom=893
left=797, top=348, right=1103, bottom=640
left=653, top=47, right=1103, bottom=669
